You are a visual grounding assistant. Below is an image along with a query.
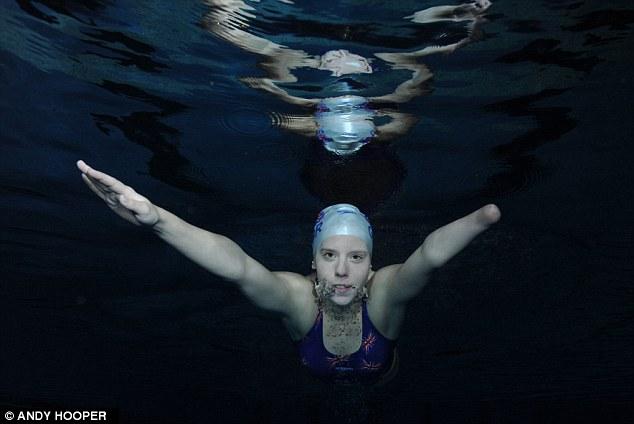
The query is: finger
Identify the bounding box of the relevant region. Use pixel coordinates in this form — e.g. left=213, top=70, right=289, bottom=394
left=82, top=173, right=130, bottom=208
left=80, top=163, right=126, bottom=193
left=81, top=173, right=108, bottom=200
left=82, top=172, right=117, bottom=199
left=77, top=160, right=88, bottom=172
left=87, top=169, right=124, bottom=191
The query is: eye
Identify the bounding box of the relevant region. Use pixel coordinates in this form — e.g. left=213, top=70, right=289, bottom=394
left=322, top=251, right=335, bottom=260
left=351, top=254, right=366, bottom=262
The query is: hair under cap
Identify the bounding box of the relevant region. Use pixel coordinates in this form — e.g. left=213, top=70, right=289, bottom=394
left=312, top=204, right=373, bottom=256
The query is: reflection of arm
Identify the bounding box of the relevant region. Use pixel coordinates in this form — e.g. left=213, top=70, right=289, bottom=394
left=372, top=39, right=468, bottom=103
left=374, top=111, right=420, bottom=141
left=369, top=61, right=434, bottom=104
left=371, top=27, right=482, bottom=103
left=270, top=112, right=317, bottom=138
left=372, top=1, right=490, bottom=104
left=406, top=0, right=491, bottom=24
left=203, top=0, right=318, bottom=82
left=203, top=0, right=286, bottom=55
left=240, top=77, right=319, bottom=107
left=376, top=0, right=489, bottom=60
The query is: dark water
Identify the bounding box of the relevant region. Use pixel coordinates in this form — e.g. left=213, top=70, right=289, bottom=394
left=2, top=0, right=633, bottom=423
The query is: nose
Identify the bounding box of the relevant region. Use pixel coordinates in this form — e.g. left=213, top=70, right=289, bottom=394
left=335, top=257, right=348, bottom=277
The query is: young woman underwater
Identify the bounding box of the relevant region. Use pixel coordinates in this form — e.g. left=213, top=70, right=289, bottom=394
left=76, top=160, right=501, bottom=385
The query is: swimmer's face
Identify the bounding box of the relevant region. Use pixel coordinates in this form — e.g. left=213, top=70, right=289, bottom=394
left=313, top=235, right=371, bottom=306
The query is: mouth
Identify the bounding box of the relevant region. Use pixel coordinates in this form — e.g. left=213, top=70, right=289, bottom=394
left=332, top=284, right=354, bottom=295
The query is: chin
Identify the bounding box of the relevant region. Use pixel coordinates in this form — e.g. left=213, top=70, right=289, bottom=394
left=329, top=292, right=357, bottom=306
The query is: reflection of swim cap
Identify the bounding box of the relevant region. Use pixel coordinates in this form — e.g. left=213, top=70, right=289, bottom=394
left=315, top=95, right=376, bottom=155
left=313, top=204, right=373, bottom=256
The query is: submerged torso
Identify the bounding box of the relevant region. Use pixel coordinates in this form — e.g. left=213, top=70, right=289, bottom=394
left=295, top=299, right=397, bottom=385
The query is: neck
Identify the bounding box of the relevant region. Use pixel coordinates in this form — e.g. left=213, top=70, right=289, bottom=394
left=321, top=297, right=362, bottom=316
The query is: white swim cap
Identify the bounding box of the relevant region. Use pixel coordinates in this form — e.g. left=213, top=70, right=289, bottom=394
left=313, top=204, right=373, bottom=256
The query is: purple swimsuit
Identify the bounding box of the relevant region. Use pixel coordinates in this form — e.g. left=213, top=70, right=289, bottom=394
left=295, top=301, right=397, bottom=385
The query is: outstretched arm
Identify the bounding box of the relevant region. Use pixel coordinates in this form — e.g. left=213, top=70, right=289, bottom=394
left=76, top=160, right=295, bottom=315
left=379, top=204, right=501, bottom=306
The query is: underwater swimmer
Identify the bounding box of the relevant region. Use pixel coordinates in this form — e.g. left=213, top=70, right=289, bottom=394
left=77, top=160, right=501, bottom=385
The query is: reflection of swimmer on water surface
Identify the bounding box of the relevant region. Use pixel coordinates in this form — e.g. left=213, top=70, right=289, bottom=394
left=204, top=0, right=491, bottom=100
left=203, top=0, right=491, bottom=153
left=77, top=160, right=501, bottom=386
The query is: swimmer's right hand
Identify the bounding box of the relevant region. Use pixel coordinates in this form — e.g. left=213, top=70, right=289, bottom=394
left=76, top=160, right=160, bottom=227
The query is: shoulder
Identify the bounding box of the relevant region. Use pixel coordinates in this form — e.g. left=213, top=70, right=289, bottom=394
left=263, top=271, right=316, bottom=308
left=273, top=272, right=319, bottom=341
left=368, top=264, right=401, bottom=295
left=366, top=264, right=404, bottom=308
left=279, top=272, right=319, bottom=312
left=273, top=272, right=314, bottom=294
left=366, top=264, right=407, bottom=339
